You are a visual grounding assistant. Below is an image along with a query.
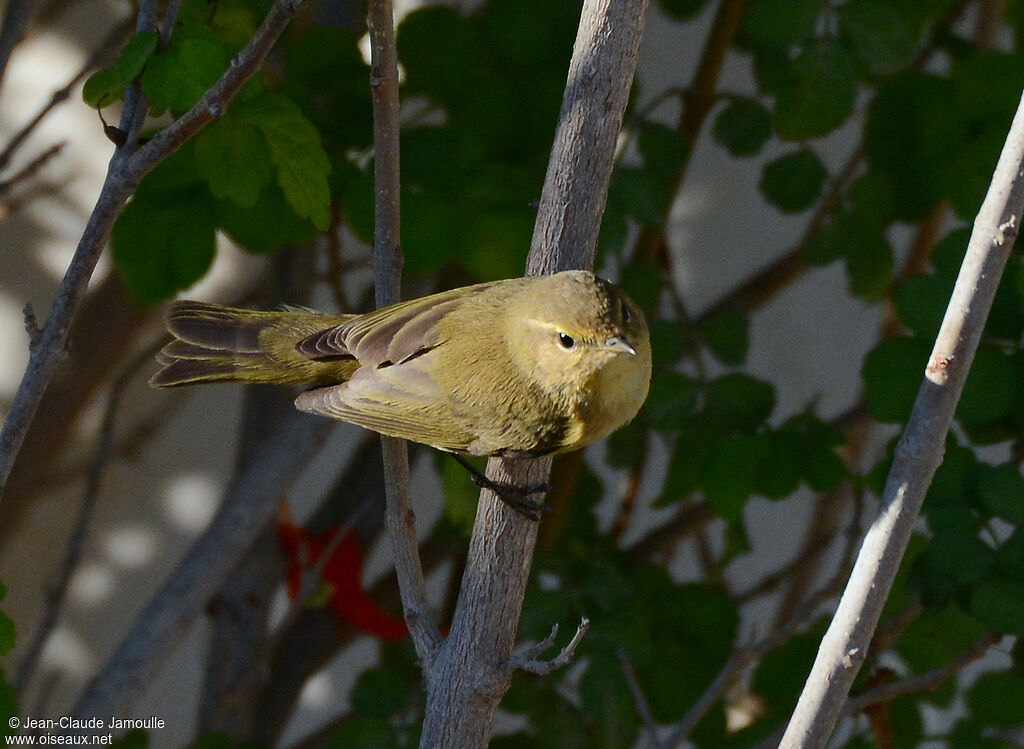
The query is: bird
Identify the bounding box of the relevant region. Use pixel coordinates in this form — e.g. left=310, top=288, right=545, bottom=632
left=151, top=270, right=652, bottom=518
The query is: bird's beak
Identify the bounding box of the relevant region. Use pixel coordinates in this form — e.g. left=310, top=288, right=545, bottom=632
left=605, top=335, right=636, bottom=356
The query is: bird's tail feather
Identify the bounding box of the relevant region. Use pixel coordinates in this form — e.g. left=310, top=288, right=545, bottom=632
left=150, top=301, right=352, bottom=388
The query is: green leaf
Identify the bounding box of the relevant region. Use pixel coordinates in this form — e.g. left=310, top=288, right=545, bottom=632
left=399, top=7, right=482, bottom=106
left=637, top=121, right=688, bottom=180
left=478, top=0, right=578, bottom=72
left=704, top=374, right=775, bottom=433
left=958, top=346, right=1016, bottom=429
left=712, top=97, right=773, bottom=157
left=760, top=148, right=828, bottom=213
left=0, top=670, right=16, bottom=740
left=923, top=533, right=996, bottom=586
left=142, top=39, right=228, bottom=112
left=115, top=31, right=160, bottom=82
left=400, top=189, right=462, bottom=274
left=838, top=0, right=919, bottom=75
left=847, top=170, right=896, bottom=228
left=618, top=263, right=663, bottom=310
left=82, top=68, right=126, bottom=108
left=998, top=528, right=1024, bottom=580
left=236, top=93, right=332, bottom=230
left=195, top=117, right=273, bottom=207
left=658, top=0, right=712, bottom=20
left=969, top=578, right=1024, bottom=636
left=865, top=73, right=966, bottom=219
left=752, top=619, right=829, bottom=722
left=328, top=716, right=399, bottom=749
left=704, top=436, right=766, bottom=520
left=774, top=39, right=857, bottom=140
left=439, top=452, right=480, bottom=534
left=754, top=431, right=802, bottom=499
left=216, top=182, right=319, bottom=253
left=351, top=667, right=412, bottom=719
left=579, top=653, right=640, bottom=748
left=895, top=273, right=953, bottom=338
left=649, top=319, right=688, bottom=369
left=896, top=605, right=988, bottom=706
left=645, top=372, right=699, bottom=432
left=844, top=223, right=893, bottom=300
left=863, top=337, right=931, bottom=423
left=610, top=165, right=675, bottom=227
left=112, top=171, right=217, bottom=304
left=700, top=308, right=749, bottom=366
left=975, top=463, right=1024, bottom=524
left=966, top=670, right=1024, bottom=726
left=82, top=31, right=160, bottom=108
left=741, top=0, right=820, bottom=48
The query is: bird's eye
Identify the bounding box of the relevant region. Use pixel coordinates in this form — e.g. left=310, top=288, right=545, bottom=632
left=620, top=301, right=630, bottom=324
left=558, top=332, right=576, bottom=349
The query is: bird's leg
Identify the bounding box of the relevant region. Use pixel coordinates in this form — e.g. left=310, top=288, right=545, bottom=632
left=449, top=454, right=551, bottom=521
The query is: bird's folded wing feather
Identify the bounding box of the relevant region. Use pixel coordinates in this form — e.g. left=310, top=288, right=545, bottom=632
left=295, top=282, right=500, bottom=366
left=293, top=352, right=477, bottom=452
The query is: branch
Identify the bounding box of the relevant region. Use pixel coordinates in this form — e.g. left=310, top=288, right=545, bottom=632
left=0, top=0, right=306, bottom=504
left=779, top=89, right=1024, bottom=749
left=842, top=633, right=999, bottom=716
left=418, top=2, right=650, bottom=746
left=71, top=410, right=333, bottom=721
left=503, top=618, right=590, bottom=676
left=13, top=341, right=161, bottom=695
left=365, top=0, right=442, bottom=666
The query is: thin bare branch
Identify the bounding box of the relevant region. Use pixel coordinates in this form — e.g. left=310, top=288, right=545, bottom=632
left=780, top=89, right=1024, bottom=749
left=844, top=633, right=1000, bottom=716
left=366, top=0, right=442, bottom=666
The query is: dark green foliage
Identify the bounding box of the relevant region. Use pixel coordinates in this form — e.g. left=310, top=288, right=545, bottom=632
left=712, top=97, right=773, bottom=157
left=84, top=1, right=1024, bottom=745
left=759, top=148, right=828, bottom=213
left=773, top=39, right=857, bottom=141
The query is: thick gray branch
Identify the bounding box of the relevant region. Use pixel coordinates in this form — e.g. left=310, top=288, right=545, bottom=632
left=780, top=89, right=1024, bottom=748
left=418, top=1, right=649, bottom=746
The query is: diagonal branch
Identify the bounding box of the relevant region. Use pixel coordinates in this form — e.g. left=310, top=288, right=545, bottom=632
left=780, top=89, right=1024, bottom=749
left=0, top=0, right=307, bottom=504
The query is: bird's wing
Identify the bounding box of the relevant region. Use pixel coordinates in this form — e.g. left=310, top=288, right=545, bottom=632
left=295, top=281, right=502, bottom=366
left=293, top=350, right=477, bottom=452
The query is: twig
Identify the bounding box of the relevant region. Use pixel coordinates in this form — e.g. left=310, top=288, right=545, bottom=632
left=844, top=633, right=999, bottom=716
left=779, top=90, right=1024, bottom=749
left=0, top=0, right=307, bottom=504
left=618, top=649, right=660, bottom=744
left=503, top=618, right=590, bottom=676
left=0, top=142, right=64, bottom=197
left=14, top=340, right=161, bottom=695
left=365, top=0, right=442, bottom=667
left=0, top=17, right=133, bottom=174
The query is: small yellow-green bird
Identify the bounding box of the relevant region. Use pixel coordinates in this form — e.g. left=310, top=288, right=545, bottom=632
left=151, top=270, right=651, bottom=516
